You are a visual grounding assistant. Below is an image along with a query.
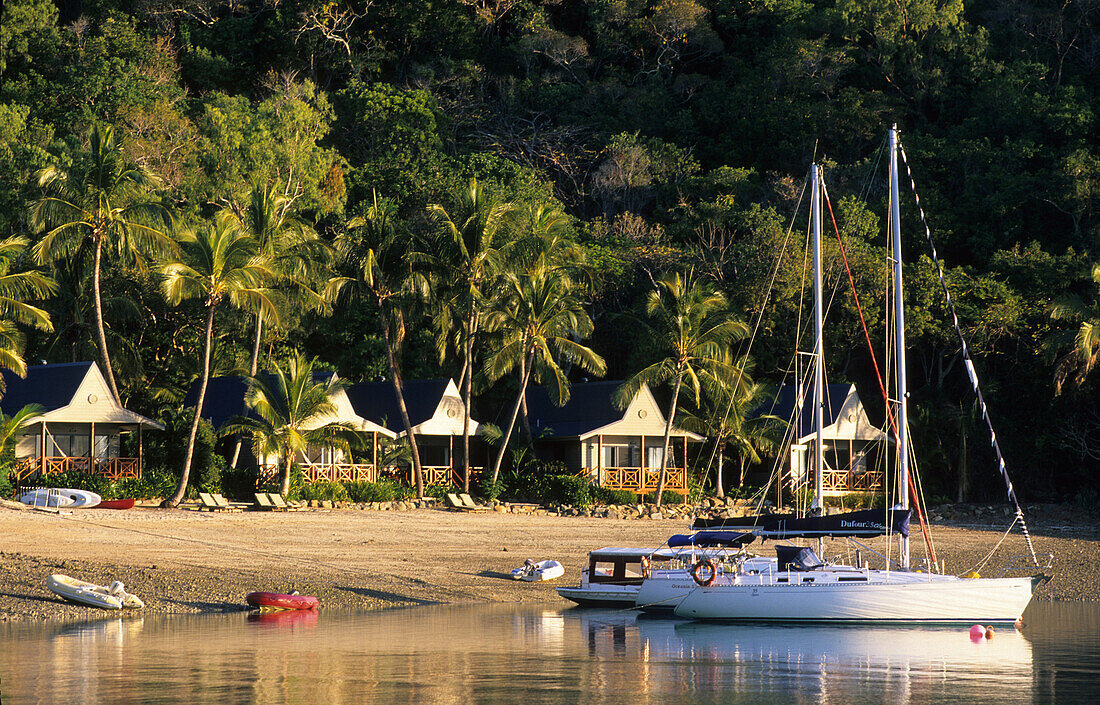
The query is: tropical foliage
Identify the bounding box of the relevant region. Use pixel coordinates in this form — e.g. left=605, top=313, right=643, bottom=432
left=1, top=0, right=1099, bottom=502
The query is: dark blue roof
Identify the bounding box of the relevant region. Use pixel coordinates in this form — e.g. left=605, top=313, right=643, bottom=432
left=345, top=378, right=451, bottom=433
left=527, top=380, right=626, bottom=438
left=0, top=362, right=93, bottom=415
left=183, top=372, right=338, bottom=430
left=753, top=383, right=851, bottom=439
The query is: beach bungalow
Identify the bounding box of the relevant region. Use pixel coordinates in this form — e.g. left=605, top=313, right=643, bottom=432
left=187, top=374, right=395, bottom=485
left=525, top=381, right=704, bottom=495
left=345, top=378, right=485, bottom=486
left=757, top=383, right=888, bottom=495
left=1, top=362, right=164, bottom=486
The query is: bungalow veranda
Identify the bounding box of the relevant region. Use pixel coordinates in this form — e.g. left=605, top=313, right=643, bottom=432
left=1, top=362, right=164, bottom=487
left=526, top=381, right=703, bottom=495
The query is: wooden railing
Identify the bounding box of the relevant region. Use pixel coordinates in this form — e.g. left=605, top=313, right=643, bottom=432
left=388, top=465, right=484, bottom=487
left=258, top=463, right=380, bottom=488
left=11, top=456, right=142, bottom=484
left=591, top=466, right=687, bottom=494
left=821, top=468, right=884, bottom=493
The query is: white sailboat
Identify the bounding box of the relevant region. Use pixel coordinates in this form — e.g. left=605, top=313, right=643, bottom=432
left=674, top=127, right=1048, bottom=623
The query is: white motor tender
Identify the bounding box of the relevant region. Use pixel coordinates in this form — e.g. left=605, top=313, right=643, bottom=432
left=511, top=559, right=565, bottom=582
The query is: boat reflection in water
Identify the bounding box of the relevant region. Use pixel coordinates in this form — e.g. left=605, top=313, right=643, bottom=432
left=561, top=607, right=1036, bottom=704
left=3, top=603, right=1090, bottom=705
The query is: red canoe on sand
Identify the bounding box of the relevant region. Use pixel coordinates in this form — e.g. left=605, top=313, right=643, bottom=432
left=97, top=499, right=136, bottom=510
left=246, top=591, right=319, bottom=611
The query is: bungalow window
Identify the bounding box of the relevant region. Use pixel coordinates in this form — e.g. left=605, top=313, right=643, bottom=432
left=40, top=433, right=118, bottom=458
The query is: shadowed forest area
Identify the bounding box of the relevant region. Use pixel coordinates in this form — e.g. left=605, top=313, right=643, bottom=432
left=1, top=0, right=1099, bottom=504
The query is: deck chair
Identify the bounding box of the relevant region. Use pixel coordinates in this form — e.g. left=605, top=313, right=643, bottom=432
left=252, top=493, right=277, bottom=511
left=268, top=493, right=306, bottom=511
left=459, top=493, right=489, bottom=512
left=198, top=493, right=221, bottom=511
left=445, top=493, right=467, bottom=510
left=212, top=493, right=245, bottom=512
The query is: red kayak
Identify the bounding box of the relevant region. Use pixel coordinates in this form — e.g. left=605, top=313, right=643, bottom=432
left=97, top=499, right=136, bottom=510
left=246, top=591, right=319, bottom=611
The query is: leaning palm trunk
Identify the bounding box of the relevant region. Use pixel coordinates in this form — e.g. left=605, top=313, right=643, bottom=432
left=383, top=323, right=425, bottom=499
left=490, top=351, right=534, bottom=486
left=460, top=312, right=477, bottom=492
left=655, top=374, right=683, bottom=508
left=715, top=442, right=725, bottom=499
left=165, top=304, right=216, bottom=507
left=519, top=355, right=534, bottom=448
left=280, top=451, right=293, bottom=497
left=92, top=237, right=122, bottom=403
left=229, top=311, right=265, bottom=469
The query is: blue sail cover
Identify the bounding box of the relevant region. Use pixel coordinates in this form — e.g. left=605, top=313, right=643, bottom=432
left=692, top=509, right=911, bottom=539
left=667, top=531, right=756, bottom=548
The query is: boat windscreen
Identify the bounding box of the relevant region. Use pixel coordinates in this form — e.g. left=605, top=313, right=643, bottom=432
left=776, top=545, right=825, bottom=571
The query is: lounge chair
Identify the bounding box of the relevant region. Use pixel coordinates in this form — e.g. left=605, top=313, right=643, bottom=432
left=444, top=493, right=468, bottom=511
left=198, top=493, right=219, bottom=511
left=459, top=493, right=489, bottom=512
left=252, top=493, right=278, bottom=511
left=210, top=494, right=245, bottom=510
left=267, top=493, right=306, bottom=511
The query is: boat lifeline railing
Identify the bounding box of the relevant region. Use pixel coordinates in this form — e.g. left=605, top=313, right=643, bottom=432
left=997, top=554, right=1054, bottom=577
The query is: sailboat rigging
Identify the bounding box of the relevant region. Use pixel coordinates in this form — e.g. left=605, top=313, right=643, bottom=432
left=672, top=126, right=1050, bottom=623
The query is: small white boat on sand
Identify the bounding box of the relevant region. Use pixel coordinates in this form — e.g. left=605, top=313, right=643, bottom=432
left=511, top=559, right=565, bottom=582
left=46, top=574, right=145, bottom=610
left=20, top=488, right=101, bottom=509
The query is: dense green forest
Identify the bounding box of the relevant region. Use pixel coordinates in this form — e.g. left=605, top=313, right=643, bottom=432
left=1, top=0, right=1098, bottom=503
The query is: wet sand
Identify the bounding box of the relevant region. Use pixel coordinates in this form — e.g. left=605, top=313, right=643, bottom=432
left=0, top=504, right=1095, bottom=622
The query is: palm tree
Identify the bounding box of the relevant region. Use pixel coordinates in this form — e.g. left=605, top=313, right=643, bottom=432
left=327, top=193, right=429, bottom=498
left=508, top=203, right=592, bottom=445
left=614, top=269, right=749, bottom=507
left=221, top=180, right=330, bottom=467
left=1050, top=262, right=1100, bottom=394
left=423, top=180, right=515, bottom=492
left=30, top=124, right=173, bottom=402
left=0, top=236, right=56, bottom=387
left=678, top=363, right=784, bottom=497
left=483, top=269, right=606, bottom=486
left=159, top=216, right=278, bottom=508
left=221, top=353, right=360, bottom=497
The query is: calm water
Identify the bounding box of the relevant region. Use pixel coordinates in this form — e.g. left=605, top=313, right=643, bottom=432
left=1, top=602, right=1098, bottom=704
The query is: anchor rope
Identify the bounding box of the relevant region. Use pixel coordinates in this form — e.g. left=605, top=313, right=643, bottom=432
left=896, top=137, right=1039, bottom=567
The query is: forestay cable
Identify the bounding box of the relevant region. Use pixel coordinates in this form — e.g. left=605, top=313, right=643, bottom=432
left=896, top=136, right=1039, bottom=567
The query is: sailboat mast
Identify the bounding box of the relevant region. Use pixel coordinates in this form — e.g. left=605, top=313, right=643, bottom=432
left=811, top=164, right=825, bottom=528
left=889, top=126, right=911, bottom=569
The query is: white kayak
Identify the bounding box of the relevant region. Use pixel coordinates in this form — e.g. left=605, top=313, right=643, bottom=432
left=20, top=488, right=101, bottom=509
left=46, top=574, right=145, bottom=610
left=511, top=559, right=565, bottom=582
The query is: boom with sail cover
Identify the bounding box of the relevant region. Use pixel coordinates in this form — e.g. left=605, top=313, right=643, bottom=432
left=691, top=508, right=910, bottom=539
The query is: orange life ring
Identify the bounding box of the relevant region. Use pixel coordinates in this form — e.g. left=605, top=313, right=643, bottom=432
left=691, top=559, right=717, bottom=587
left=641, top=556, right=651, bottom=579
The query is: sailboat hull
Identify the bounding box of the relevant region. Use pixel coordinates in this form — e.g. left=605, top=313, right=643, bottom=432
left=673, top=573, right=1041, bottom=624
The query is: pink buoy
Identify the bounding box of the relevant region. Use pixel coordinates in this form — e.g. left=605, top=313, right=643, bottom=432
left=969, top=624, right=985, bottom=639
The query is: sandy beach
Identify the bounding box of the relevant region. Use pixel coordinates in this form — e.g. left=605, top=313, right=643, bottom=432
left=1, top=503, right=1096, bottom=622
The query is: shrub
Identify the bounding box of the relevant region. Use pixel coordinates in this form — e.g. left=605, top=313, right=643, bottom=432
left=424, top=483, right=457, bottom=500
left=0, top=465, right=10, bottom=498
left=144, top=408, right=225, bottom=498
left=592, top=487, right=636, bottom=505
left=543, top=475, right=593, bottom=507
left=299, top=481, right=350, bottom=502
left=641, top=489, right=686, bottom=505
left=344, top=479, right=415, bottom=503
left=220, top=464, right=260, bottom=501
